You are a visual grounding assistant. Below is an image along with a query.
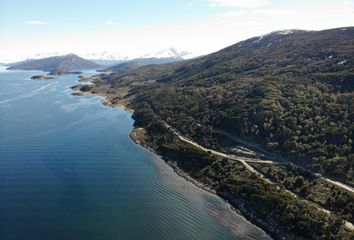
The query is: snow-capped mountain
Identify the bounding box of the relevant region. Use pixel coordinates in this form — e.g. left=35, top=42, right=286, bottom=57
left=83, top=48, right=193, bottom=61
left=82, top=51, right=129, bottom=61
left=7, top=48, right=197, bottom=65
left=142, top=48, right=192, bottom=59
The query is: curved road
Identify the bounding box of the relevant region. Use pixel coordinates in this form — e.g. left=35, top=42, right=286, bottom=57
left=164, top=123, right=354, bottom=195
left=163, top=122, right=354, bottom=231
left=164, top=123, right=273, bottom=182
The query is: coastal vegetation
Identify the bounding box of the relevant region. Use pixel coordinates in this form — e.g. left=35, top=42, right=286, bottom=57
left=131, top=104, right=353, bottom=239
left=250, top=163, right=354, bottom=222
left=131, top=28, right=354, bottom=183
left=73, top=27, right=354, bottom=239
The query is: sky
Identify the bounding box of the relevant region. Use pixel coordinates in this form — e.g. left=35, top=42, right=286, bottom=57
left=0, top=0, right=354, bottom=61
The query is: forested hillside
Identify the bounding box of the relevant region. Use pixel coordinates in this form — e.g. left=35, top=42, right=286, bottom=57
left=74, top=27, right=354, bottom=239
left=96, top=27, right=354, bottom=182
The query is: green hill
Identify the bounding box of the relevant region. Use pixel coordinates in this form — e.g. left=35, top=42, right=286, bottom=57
left=94, top=27, right=354, bottom=182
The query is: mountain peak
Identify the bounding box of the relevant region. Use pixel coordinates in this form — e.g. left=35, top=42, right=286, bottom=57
left=142, top=48, right=191, bottom=59
left=64, top=53, right=79, bottom=58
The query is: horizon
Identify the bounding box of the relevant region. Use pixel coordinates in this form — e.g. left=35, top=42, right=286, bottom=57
left=1, top=0, right=354, bottom=62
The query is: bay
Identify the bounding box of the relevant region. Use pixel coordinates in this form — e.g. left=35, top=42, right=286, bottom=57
left=0, top=66, right=271, bottom=240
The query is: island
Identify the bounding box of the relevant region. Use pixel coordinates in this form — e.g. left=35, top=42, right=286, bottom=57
left=70, top=84, right=94, bottom=96
left=69, top=71, right=82, bottom=74
left=30, top=75, right=55, bottom=80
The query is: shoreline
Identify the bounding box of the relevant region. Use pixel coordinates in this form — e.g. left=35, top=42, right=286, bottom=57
left=70, top=89, right=133, bottom=113
left=127, top=112, right=284, bottom=240
left=128, top=127, right=292, bottom=240
left=129, top=125, right=273, bottom=239
left=71, top=86, right=275, bottom=238
left=129, top=128, right=217, bottom=196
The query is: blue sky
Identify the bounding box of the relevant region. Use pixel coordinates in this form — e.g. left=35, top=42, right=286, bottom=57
left=1, top=0, right=354, bottom=61
left=1, top=0, right=209, bottom=33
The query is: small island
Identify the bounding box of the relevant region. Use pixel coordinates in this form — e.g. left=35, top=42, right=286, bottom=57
left=69, top=71, right=83, bottom=74
left=70, top=84, right=93, bottom=96
left=30, top=75, right=55, bottom=80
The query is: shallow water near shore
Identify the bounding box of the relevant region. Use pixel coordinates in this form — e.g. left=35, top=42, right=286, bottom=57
left=0, top=67, right=271, bottom=240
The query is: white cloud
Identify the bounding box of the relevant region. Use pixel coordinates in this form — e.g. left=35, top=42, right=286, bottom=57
left=105, top=20, right=114, bottom=25
left=209, top=0, right=271, bottom=8
left=24, top=20, right=47, bottom=25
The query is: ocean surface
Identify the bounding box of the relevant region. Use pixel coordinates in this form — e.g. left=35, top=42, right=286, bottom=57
left=0, top=66, right=271, bottom=240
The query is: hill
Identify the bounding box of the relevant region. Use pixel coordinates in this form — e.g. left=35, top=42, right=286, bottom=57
left=84, top=27, right=354, bottom=181
left=7, top=54, right=101, bottom=75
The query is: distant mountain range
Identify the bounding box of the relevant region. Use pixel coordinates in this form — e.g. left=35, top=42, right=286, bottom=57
left=85, top=48, right=192, bottom=61
left=101, top=56, right=185, bottom=73
left=90, top=59, right=125, bottom=66
left=141, top=48, right=192, bottom=59
left=99, top=48, right=194, bottom=72
left=6, top=48, right=193, bottom=75
left=90, top=48, right=193, bottom=69
left=7, top=54, right=101, bottom=75
left=5, top=48, right=194, bottom=74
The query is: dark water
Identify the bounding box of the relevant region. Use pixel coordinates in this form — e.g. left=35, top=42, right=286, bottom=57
left=0, top=67, right=271, bottom=240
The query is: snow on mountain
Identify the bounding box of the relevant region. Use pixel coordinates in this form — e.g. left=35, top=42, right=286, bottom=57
left=82, top=51, right=129, bottom=61
left=253, top=29, right=314, bottom=43
left=142, top=48, right=192, bottom=59
left=7, top=48, right=196, bottom=64
left=83, top=48, right=194, bottom=61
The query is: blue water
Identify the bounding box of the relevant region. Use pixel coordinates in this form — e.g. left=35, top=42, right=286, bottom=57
left=0, top=67, right=271, bottom=240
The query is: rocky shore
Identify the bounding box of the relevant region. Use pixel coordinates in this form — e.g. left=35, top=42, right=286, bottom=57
left=128, top=123, right=286, bottom=240
left=130, top=128, right=217, bottom=194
